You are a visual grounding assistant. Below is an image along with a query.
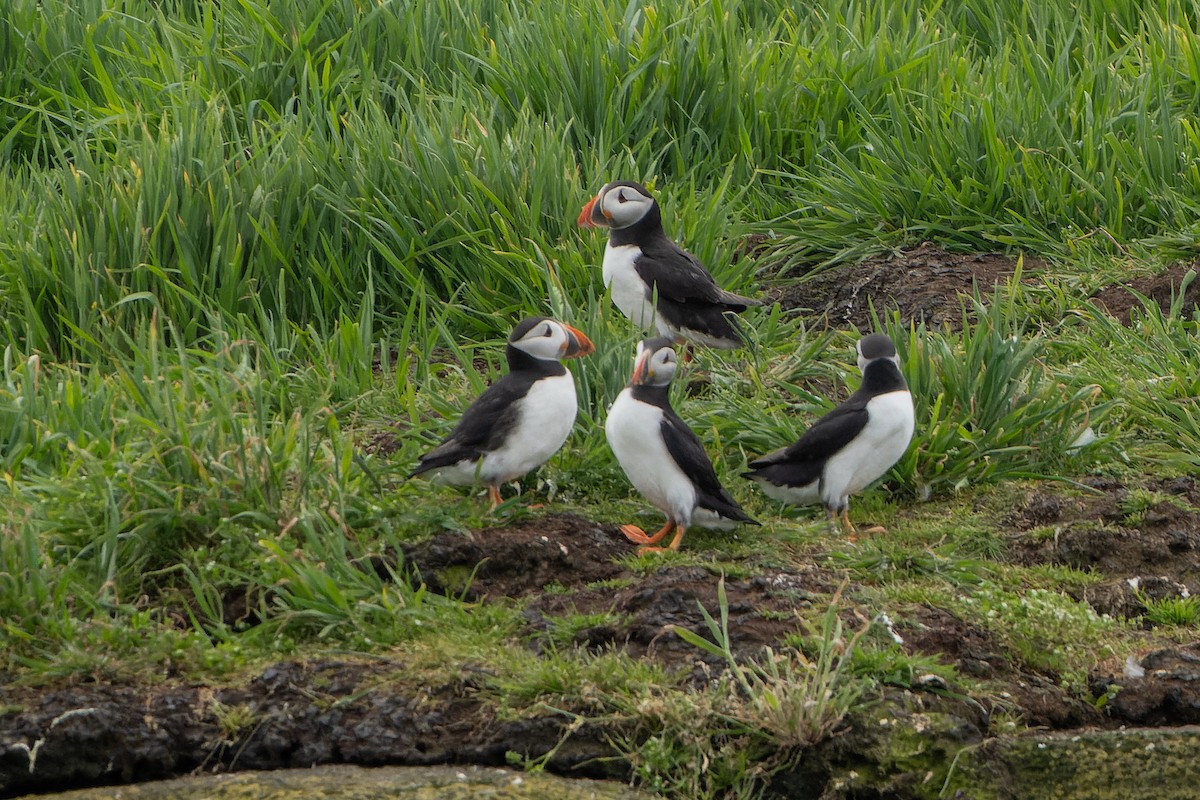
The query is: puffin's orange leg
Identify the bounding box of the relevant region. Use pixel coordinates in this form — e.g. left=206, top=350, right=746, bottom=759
left=638, top=524, right=688, bottom=553
left=487, top=485, right=503, bottom=511
left=621, top=520, right=674, bottom=545
left=840, top=508, right=861, bottom=542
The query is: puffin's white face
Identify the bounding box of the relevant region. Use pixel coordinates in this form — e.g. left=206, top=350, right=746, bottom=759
left=578, top=182, right=656, bottom=230
left=631, top=339, right=678, bottom=386
left=511, top=319, right=595, bottom=362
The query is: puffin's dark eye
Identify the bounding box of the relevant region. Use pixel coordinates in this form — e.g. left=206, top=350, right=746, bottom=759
left=617, top=190, right=627, bottom=203
left=543, top=325, right=553, bottom=337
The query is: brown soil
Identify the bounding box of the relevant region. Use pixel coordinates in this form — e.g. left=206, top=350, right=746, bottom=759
left=1088, top=261, right=1200, bottom=324
left=765, top=243, right=1200, bottom=332
left=768, top=241, right=1035, bottom=331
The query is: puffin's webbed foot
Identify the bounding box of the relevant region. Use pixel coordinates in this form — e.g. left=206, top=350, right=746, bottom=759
left=621, top=520, right=674, bottom=545
left=635, top=524, right=687, bottom=553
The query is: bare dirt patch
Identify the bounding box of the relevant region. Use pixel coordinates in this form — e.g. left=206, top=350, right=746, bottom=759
left=0, top=659, right=619, bottom=798
left=768, top=242, right=1035, bottom=331
left=763, top=243, right=1198, bottom=332
left=1000, top=478, right=1200, bottom=730
left=1004, top=478, right=1200, bottom=592
left=1089, top=261, right=1200, bottom=324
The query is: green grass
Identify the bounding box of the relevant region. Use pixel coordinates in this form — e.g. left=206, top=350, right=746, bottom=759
left=4, top=0, right=1200, bottom=796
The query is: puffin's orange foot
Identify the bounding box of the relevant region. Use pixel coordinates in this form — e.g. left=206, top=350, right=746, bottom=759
left=839, top=509, right=861, bottom=541
left=487, top=486, right=503, bottom=511
left=638, top=522, right=686, bottom=554
left=621, top=520, right=675, bottom=545
left=620, top=524, right=652, bottom=543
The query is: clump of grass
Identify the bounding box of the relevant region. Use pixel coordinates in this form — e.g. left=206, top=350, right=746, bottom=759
left=828, top=541, right=994, bottom=587
left=888, top=294, right=1109, bottom=498
left=1139, top=594, right=1200, bottom=628
left=673, top=580, right=867, bottom=754
left=848, top=642, right=958, bottom=691
left=1116, top=488, right=1181, bottom=527
left=556, top=578, right=872, bottom=798
left=1077, top=278, right=1200, bottom=471
left=538, top=611, right=626, bottom=650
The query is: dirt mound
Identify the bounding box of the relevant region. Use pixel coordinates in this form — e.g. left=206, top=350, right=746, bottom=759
left=1089, top=262, right=1200, bottom=324
left=1005, top=479, right=1200, bottom=591
left=399, top=513, right=626, bottom=600
left=766, top=243, right=1199, bottom=331
left=769, top=242, right=1032, bottom=331
left=0, top=659, right=621, bottom=798
left=400, top=515, right=831, bottom=665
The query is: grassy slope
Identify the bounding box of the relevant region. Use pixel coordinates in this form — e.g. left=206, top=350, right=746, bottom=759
left=3, top=0, right=1200, bottom=796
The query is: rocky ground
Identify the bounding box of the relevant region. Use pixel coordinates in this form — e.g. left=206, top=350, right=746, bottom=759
left=5, top=246, right=1200, bottom=799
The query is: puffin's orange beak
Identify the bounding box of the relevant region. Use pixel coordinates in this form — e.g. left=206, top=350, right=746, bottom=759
left=577, top=194, right=606, bottom=228
left=560, top=324, right=595, bottom=358
left=630, top=350, right=651, bottom=385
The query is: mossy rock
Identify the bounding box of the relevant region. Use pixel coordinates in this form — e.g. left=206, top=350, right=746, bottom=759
left=13, top=765, right=654, bottom=800
left=772, top=692, right=1200, bottom=799
left=962, top=726, right=1200, bottom=800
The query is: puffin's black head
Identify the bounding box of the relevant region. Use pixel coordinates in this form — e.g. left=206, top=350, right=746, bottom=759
left=577, top=181, right=658, bottom=230
left=629, top=336, right=678, bottom=387
left=509, top=317, right=595, bottom=361
left=857, top=333, right=900, bottom=372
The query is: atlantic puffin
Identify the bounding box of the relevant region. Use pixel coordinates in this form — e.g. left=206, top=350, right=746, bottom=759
left=605, top=337, right=758, bottom=551
left=742, top=333, right=914, bottom=538
left=410, top=317, right=594, bottom=509
left=578, top=181, right=760, bottom=348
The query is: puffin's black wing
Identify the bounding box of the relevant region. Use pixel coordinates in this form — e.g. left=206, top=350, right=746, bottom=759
left=409, top=373, right=533, bottom=476
left=660, top=410, right=758, bottom=524
left=747, top=396, right=871, bottom=475
left=636, top=236, right=758, bottom=308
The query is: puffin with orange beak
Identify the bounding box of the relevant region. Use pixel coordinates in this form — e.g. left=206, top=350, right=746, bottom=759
left=605, top=337, right=758, bottom=552
left=578, top=181, right=760, bottom=349
left=411, top=317, right=595, bottom=510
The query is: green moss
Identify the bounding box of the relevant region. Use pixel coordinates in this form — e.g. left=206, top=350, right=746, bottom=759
left=962, top=727, right=1200, bottom=800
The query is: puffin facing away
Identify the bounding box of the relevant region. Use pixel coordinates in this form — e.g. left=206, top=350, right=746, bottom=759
left=411, top=317, right=594, bottom=510
left=578, top=181, right=760, bottom=348
left=605, top=337, right=758, bottom=552
left=743, top=333, right=914, bottom=539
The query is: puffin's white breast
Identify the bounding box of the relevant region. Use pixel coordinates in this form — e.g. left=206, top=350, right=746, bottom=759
left=605, top=389, right=699, bottom=525
left=602, top=244, right=662, bottom=332
left=435, top=372, right=578, bottom=487
left=754, top=478, right=821, bottom=506
left=820, top=390, right=914, bottom=506
left=482, top=372, right=579, bottom=484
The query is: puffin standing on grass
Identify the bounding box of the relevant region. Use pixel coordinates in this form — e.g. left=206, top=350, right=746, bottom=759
left=743, top=333, right=915, bottom=539
left=606, top=337, right=758, bottom=552
left=578, top=181, right=760, bottom=349
left=410, top=317, right=594, bottom=510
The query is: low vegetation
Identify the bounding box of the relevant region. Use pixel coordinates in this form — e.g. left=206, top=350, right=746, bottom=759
left=3, top=0, right=1200, bottom=797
